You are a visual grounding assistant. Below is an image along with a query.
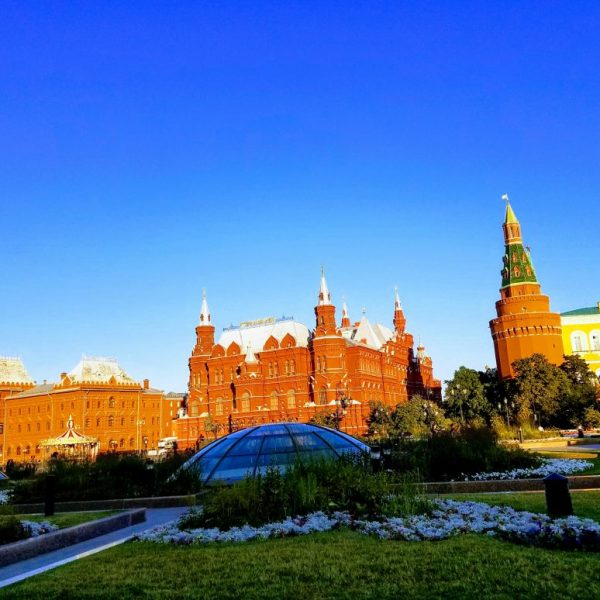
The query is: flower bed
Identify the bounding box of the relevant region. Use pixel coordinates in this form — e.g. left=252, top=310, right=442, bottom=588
left=0, top=517, right=58, bottom=546
left=134, top=499, right=600, bottom=551
left=466, top=458, right=593, bottom=481
left=0, top=490, right=11, bottom=505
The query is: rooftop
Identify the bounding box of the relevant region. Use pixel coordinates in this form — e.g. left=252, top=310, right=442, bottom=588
left=0, top=357, right=34, bottom=385
left=561, top=304, right=600, bottom=317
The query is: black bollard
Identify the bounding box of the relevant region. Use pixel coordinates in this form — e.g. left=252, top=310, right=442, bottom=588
left=543, top=473, right=573, bottom=517
left=44, top=473, right=56, bottom=517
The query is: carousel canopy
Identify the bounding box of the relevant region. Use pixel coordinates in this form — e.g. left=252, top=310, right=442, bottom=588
left=40, top=416, right=98, bottom=447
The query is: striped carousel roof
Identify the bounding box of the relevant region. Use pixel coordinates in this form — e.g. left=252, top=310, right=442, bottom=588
left=40, top=415, right=98, bottom=447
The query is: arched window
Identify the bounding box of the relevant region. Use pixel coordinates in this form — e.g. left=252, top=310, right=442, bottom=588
left=274, top=363, right=279, bottom=377
left=96, top=417, right=101, bottom=427
left=571, top=331, right=588, bottom=353
left=319, top=387, right=327, bottom=405
left=16, top=446, right=21, bottom=456
left=24, top=445, right=31, bottom=455
left=215, top=397, right=224, bottom=416
left=85, top=418, right=91, bottom=428
left=270, top=391, right=278, bottom=410
left=120, top=438, right=125, bottom=448
left=108, top=415, right=115, bottom=427
left=287, top=389, right=296, bottom=409
left=242, top=392, right=251, bottom=412
left=291, top=359, right=296, bottom=374
left=121, top=417, right=125, bottom=426
left=129, top=437, right=135, bottom=448
left=285, top=360, right=289, bottom=375
left=590, top=330, right=600, bottom=351
left=268, top=363, right=273, bottom=377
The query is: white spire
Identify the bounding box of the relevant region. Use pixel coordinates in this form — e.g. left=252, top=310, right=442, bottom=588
left=318, top=266, right=331, bottom=305
left=200, top=288, right=211, bottom=325
left=394, top=286, right=402, bottom=310
left=342, top=300, right=349, bottom=318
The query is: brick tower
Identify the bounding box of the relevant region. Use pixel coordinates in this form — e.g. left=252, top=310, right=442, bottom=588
left=489, top=198, right=564, bottom=379
left=311, top=268, right=348, bottom=404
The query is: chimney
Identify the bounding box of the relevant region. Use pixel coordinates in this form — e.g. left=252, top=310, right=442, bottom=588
left=60, top=372, right=67, bottom=380
left=143, top=378, right=150, bottom=390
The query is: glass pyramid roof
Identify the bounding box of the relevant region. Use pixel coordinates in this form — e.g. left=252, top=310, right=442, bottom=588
left=182, top=422, right=369, bottom=485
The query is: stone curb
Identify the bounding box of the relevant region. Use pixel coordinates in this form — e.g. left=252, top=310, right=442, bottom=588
left=422, top=474, right=600, bottom=494
left=11, top=493, right=198, bottom=515
left=0, top=508, right=146, bottom=568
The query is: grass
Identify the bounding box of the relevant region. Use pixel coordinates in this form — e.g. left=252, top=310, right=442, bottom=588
left=21, top=511, right=118, bottom=529
left=445, top=490, right=600, bottom=521
left=536, top=449, right=600, bottom=475
left=3, top=530, right=600, bottom=599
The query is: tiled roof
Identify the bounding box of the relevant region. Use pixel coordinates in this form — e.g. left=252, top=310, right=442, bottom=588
left=0, top=357, right=34, bottom=385
left=8, top=383, right=54, bottom=399
left=561, top=306, right=600, bottom=317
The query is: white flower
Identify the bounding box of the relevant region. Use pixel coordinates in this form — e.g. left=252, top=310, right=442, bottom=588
left=466, top=458, right=592, bottom=481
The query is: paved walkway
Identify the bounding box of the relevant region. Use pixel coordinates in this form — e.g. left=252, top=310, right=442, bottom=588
left=0, top=507, right=187, bottom=589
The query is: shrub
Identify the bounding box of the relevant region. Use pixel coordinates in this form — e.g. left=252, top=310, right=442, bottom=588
left=187, top=455, right=429, bottom=530
left=384, top=427, right=540, bottom=481
left=0, top=517, right=29, bottom=545
left=9, top=451, right=201, bottom=504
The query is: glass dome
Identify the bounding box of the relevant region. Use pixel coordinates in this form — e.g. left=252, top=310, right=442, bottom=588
left=182, top=422, right=369, bottom=485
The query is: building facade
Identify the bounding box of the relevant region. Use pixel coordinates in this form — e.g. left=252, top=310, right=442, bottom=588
left=0, top=357, right=35, bottom=440
left=2, top=356, right=182, bottom=464
left=489, top=200, right=564, bottom=379
left=561, top=303, right=600, bottom=379
left=176, top=272, right=441, bottom=448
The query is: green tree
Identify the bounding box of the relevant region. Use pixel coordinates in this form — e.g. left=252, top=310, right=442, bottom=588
left=366, top=401, right=394, bottom=439
left=391, top=395, right=449, bottom=437
left=557, top=355, right=598, bottom=427
left=444, top=367, right=489, bottom=425
left=308, top=411, right=339, bottom=429
left=512, top=354, right=569, bottom=427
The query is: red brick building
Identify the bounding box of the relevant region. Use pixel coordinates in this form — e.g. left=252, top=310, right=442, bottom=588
left=2, top=356, right=182, bottom=464
left=176, top=271, right=441, bottom=447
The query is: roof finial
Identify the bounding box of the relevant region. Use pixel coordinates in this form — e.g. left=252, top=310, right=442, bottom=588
left=200, top=288, right=211, bottom=324
left=341, top=296, right=350, bottom=327
left=502, top=193, right=519, bottom=224
left=394, top=286, right=402, bottom=310
left=318, top=266, right=331, bottom=305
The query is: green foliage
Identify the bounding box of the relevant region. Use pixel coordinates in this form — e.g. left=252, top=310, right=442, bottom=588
left=0, top=516, right=29, bottom=545
left=384, top=427, right=539, bottom=481
left=511, top=353, right=598, bottom=428
left=583, top=407, right=600, bottom=429
left=308, top=411, right=339, bottom=429
left=366, top=401, right=394, bottom=439
left=391, top=395, right=450, bottom=437
left=188, top=455, right=428, bottom=530
left=9, top=451, right=201, bottom=503
left=444, top=367, right=490, bottom=425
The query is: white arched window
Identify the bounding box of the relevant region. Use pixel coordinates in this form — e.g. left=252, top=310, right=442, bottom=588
left=270, top=391, right=278, bottom=410
left=571, top=331, right=588, bottom=353
left=242, top=392, right=251, bottom=412
left=287, top=389, right=296, bottom=409
left=590, top=330, right=600, bottom=351
left=319, top=387, right=327, bottom=405
left=215, top=397, right=224, bottom=416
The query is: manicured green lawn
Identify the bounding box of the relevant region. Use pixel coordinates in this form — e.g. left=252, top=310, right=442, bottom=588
left=445, top=489, right=600, bottom=521
left=23, top=511, right=118, bottom=529
left=538, top=450, right=600, bottom=475
left=3, top=530, right=600, bottom=599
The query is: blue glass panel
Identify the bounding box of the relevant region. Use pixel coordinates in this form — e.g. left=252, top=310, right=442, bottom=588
left=227, top=434, right=266, bottom=456
left=259, top=433, right=296, bottom=454
left=314, top=429, right=358, bottom=450
left=291, top=432, right=327, bottom=450
left=256, top=451, right=298, bottom=468
left=209, top=454, right=258, bottom=483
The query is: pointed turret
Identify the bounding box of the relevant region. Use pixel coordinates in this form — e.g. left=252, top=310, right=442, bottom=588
left=490, top=197, right=564, bottom=379
left=199, top=289, right=211, bottom=325
left=314, top=267, right=338, bottom=336
left=194, top=288, right=215, bottom=355
left=341, top=299, right=351, bottom=328
left=318, top=267, right=331, bottom=305
left=499, top=197, right=538, bottom=290
left=393, top=286, right=406, bottom=334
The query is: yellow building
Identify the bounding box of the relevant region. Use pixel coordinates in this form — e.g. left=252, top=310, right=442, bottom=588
left=561, top=302, right=600, bottom=379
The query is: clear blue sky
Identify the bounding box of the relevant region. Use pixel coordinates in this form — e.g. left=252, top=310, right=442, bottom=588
left=1, top=2, right=598, bottom=391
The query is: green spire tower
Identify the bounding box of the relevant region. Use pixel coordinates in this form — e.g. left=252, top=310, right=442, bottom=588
left=500, top=200, right=538, bottom=289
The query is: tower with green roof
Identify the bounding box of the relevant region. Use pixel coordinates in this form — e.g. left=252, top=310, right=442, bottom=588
left=490, top=197, right=564, bottom=379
